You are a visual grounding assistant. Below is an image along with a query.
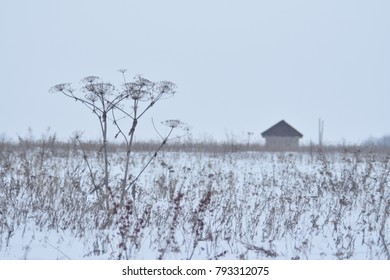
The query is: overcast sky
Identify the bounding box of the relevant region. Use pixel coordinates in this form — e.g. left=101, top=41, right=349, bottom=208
left=1, top=0, right=389, bottom=145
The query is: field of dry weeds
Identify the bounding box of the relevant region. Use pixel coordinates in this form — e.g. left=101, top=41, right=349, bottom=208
left=1, top=140, right=389, bottom=259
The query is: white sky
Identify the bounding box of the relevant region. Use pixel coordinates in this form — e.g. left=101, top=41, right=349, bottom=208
left=1, top=0, right=389, bottom=145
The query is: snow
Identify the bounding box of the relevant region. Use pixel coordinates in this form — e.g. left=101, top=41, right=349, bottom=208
left=1, top=146, right=389, bottom=259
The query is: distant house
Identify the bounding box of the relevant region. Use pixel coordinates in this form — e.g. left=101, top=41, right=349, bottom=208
left=261, top=120, right=303, bottom=149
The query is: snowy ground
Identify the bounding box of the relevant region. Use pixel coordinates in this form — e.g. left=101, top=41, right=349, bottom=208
left=1, top=145, right=389, bottom=259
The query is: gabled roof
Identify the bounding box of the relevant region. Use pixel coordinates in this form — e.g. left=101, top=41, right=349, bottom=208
left=261, top=120, right=303, bottom=138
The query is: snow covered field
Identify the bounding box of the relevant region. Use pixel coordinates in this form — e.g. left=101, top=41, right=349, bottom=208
left=1, top=143, right=389, bottom=260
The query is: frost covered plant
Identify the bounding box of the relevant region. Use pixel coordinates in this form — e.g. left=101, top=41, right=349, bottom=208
left=50, top=70, right=188, bottom=209
left=51, top=77, right=119, bottom=209
left=124, top=119, right=189, bottom=200
left=161, top=120, right=187, bottom=129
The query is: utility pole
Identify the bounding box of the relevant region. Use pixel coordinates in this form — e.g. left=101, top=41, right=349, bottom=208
left=247, top=132, right=254, bottom=145
left=319, top=118, right=324, bottom=147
